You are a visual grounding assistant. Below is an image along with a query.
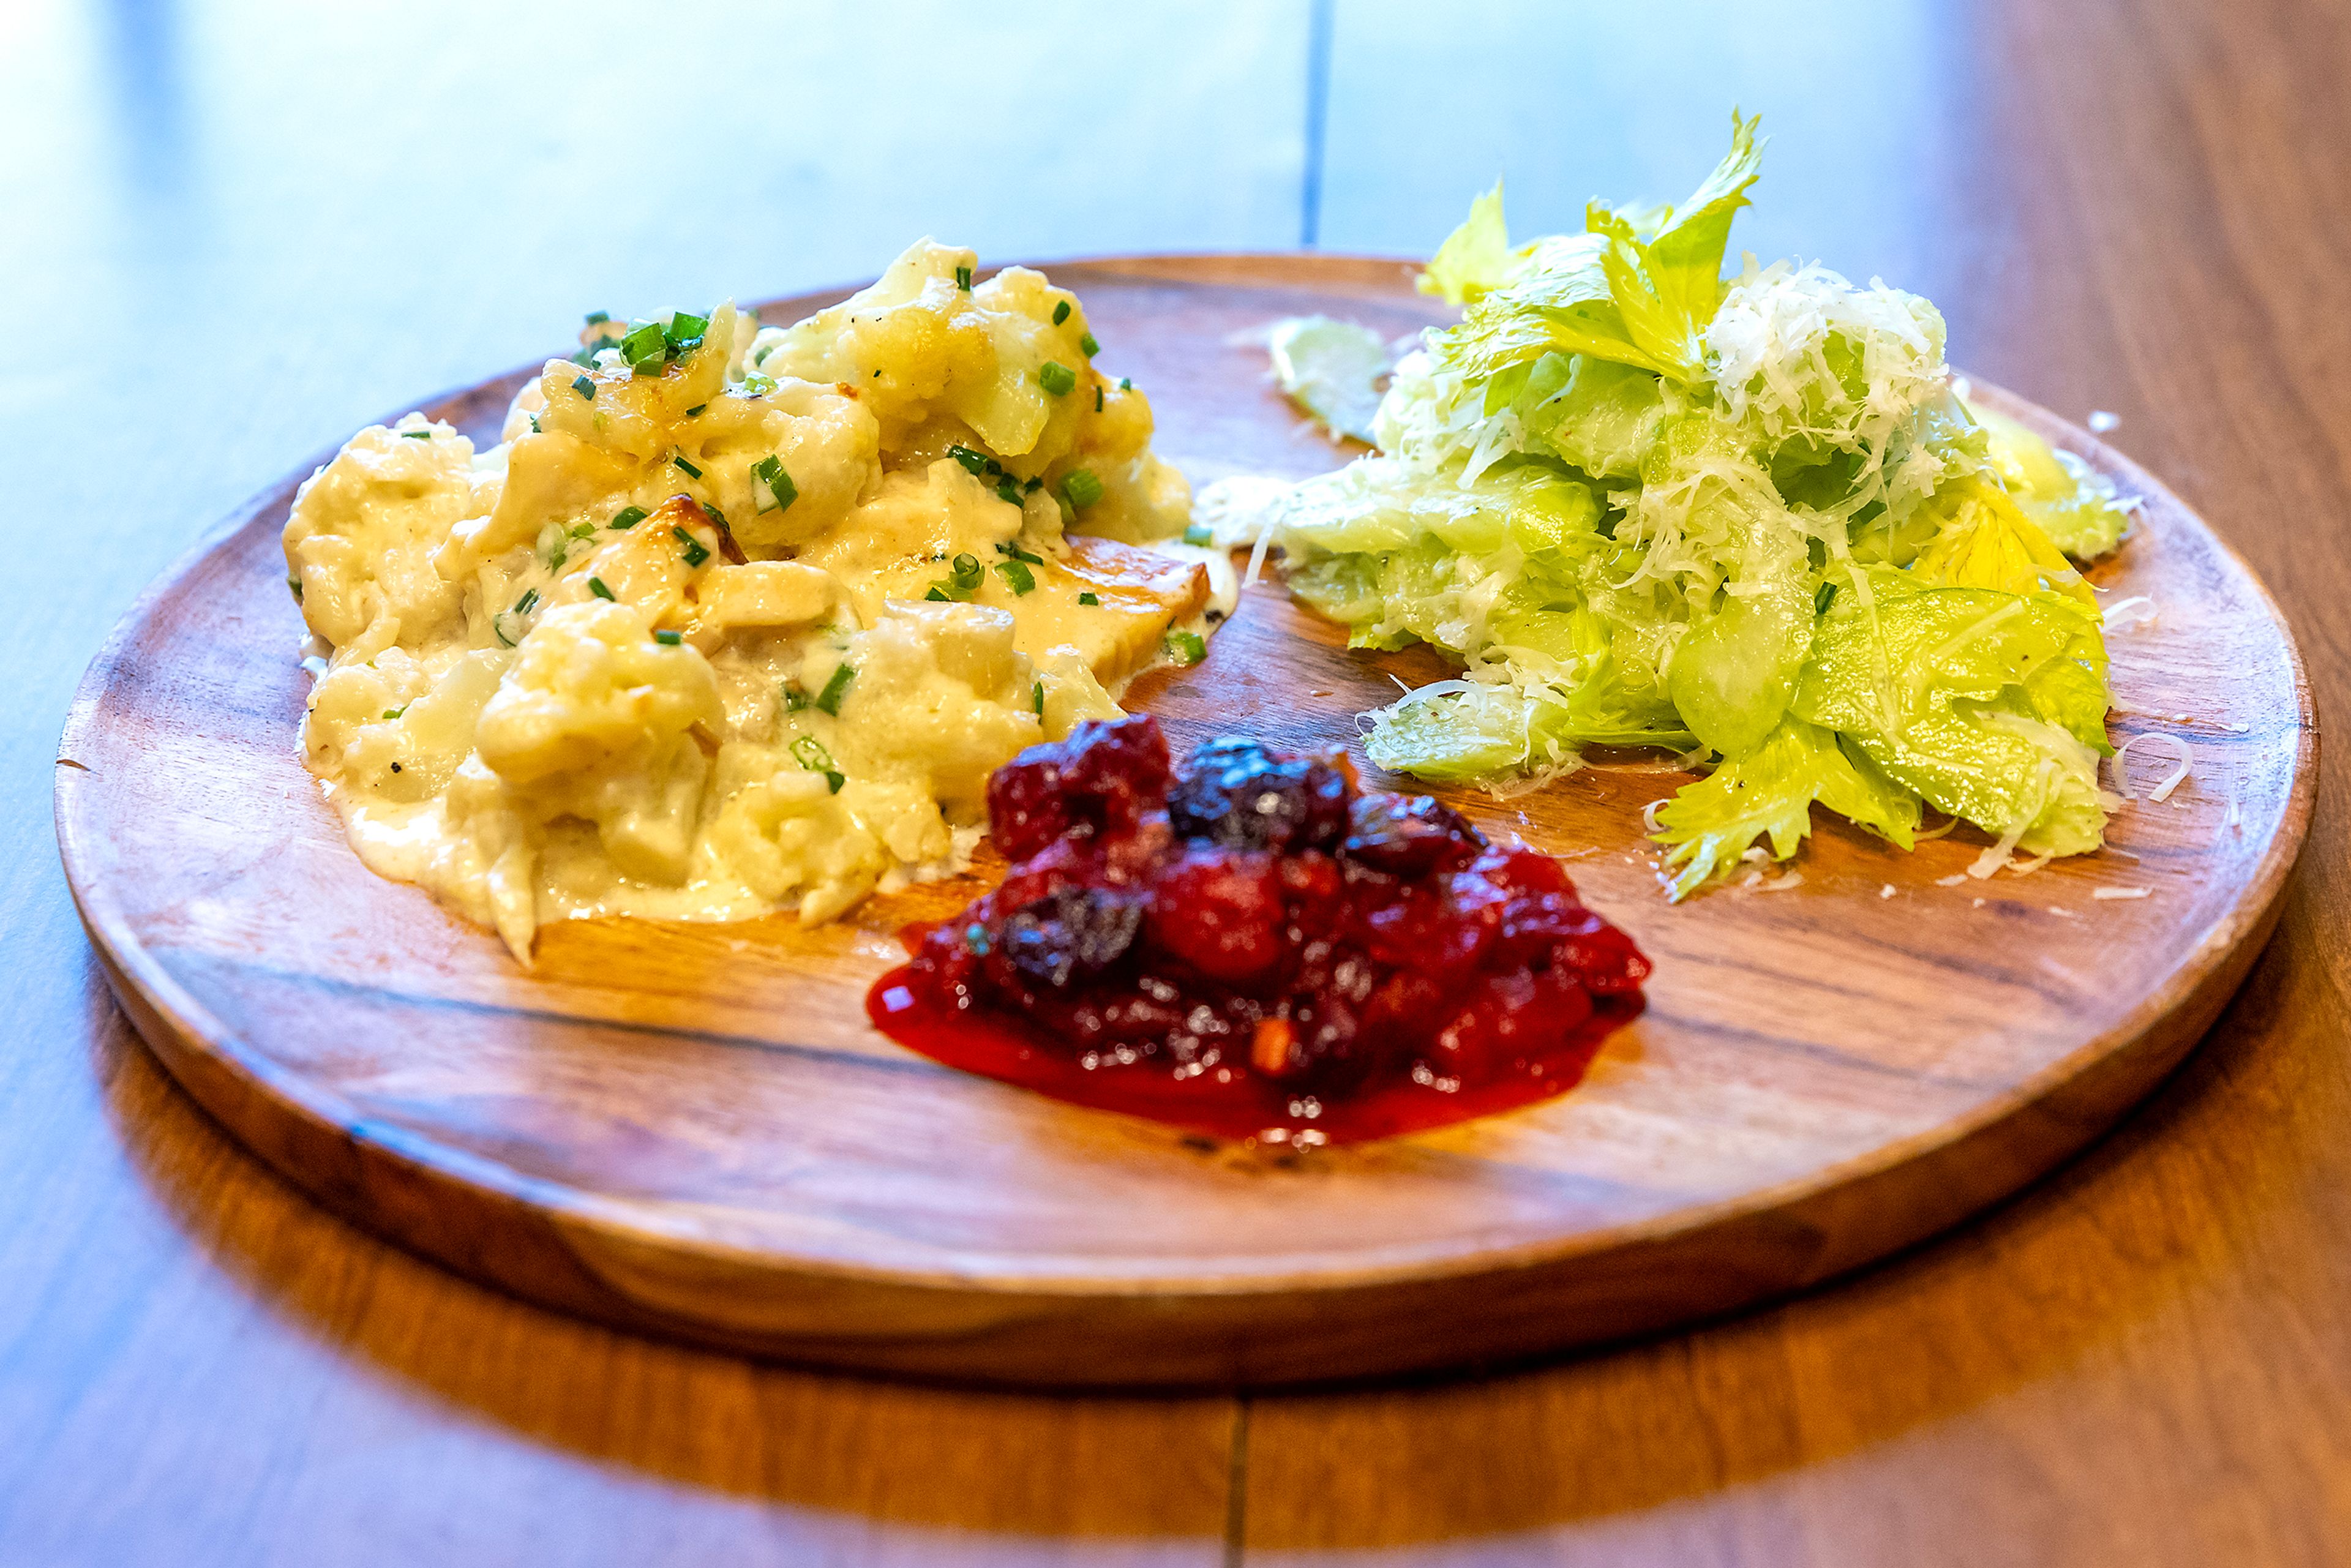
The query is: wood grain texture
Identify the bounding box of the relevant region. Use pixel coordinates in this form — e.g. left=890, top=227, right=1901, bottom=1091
left=15, top=0, right=2351, bottom=1559
left=54, top=257, right=2315, bottom=1388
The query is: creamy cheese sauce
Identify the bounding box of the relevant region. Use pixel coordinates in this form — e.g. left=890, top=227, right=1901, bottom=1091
left=284, top=240, right=1215, bottom=962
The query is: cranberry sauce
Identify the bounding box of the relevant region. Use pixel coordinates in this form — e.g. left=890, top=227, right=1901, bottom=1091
left=865, top=716, right=1650, bottom=1146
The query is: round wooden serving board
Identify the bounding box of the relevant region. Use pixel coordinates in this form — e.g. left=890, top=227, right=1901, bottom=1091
left=58, top=256, right=2316, bottom=1389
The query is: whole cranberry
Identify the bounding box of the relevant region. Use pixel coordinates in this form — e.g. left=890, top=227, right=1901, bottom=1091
left=990, top=885, right=1147, bottom=991
left=1339, top=792, right=1486, bottom=876
left=1147, top=847, right=1287, bottom=984
left=988, top=715, right=1172, bottom=861
left=1168, top=737, right=1352, bottom=854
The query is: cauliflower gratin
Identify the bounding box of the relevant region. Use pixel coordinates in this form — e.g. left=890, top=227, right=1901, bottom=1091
left=283, top=241, right=1223, bottom=962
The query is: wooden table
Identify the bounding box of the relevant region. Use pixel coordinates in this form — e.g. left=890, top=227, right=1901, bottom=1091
left=6, top=1, right=2345, bottom=1561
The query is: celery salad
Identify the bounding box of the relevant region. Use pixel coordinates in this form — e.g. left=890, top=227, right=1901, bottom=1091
left=1212, top=115, right=2135, bottom=898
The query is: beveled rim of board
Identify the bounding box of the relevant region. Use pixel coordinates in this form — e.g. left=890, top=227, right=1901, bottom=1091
left=56, top=253, right=2319, bottom=1387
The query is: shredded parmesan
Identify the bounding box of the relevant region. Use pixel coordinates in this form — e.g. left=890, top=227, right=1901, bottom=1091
left=1641, top=798, right=1669, bottom=833
left=2109, top=732, right=2192, bottom=803
left=2093, top=887, right=2151, bottom=901
left=2102, top=595, right=2159, bottom=631
left=2047, top=906, right=2079, bottom=918
left=1880, top=883, right=1897, bottom=899
left=1935, top=872, right=1970, bottom=887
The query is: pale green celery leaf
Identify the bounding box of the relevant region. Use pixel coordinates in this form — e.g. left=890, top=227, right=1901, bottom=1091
left=1366, top=681, right=1550, bottom=781
left=1529, top=354, right=1668, bottom=479
left=1792, top=571, right=2112, bottom=852
left=1667, top=581, right=1816, bottom=757
left=1582, top=110, right=1766, bottom=383
left=1652, top=715, right=1919, bottom=899
left=1418, top=181, right=1518, bottom=307
left=1435, top=232, right=1668, bottom=384
left=1267, top=315, right=1391, bottom=445
left=1643, top=108, right=1766, bottom=323
left=1971, top=403, right=2133, bottom=560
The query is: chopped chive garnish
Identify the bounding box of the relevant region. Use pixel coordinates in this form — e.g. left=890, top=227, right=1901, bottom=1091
left=653, top=628, right=683, bottom=645
left=1165, top=629, right=1206, bottom=666
left=790, top=735, right=845, bottom=792
left=664, top=311, right=710, bottom=351
left=568, top=522, right=598, bottom=539
left=996, top=479, right=1022, bottom=506
left=528, top=414, right=542, bottom=433
left=1095, top=386, right=1103, bottom=412
left=1032, top=678, right=1045, bottom=716
left=1078, top=591, right=1100, bottom=606
left=1038, top=361, right=1077, bottom=397
left=924, top=586, right=949, bottom=601
left=401, top=428, right=432, bottom=439
left=1182, top=522, right=1213, bottom=547
left=620, top=321, right=668, bottom=369
left=585, top=311, right=610, bottom=325
left=1815, top=581, right=1838, bottom=615
left=994, top=559, right=1035, bottom=596
left=1118, top=377, right=1132, bottom=391
left=1025, top=475, right=1043, bottom=492
left=1001, top=541, right=1043, bottom=564
left=672, top=526, right=710, bottom=568
left=1064, top=468, right=1106, bottom=509
left=782, top=682, right=808, bottom=712
left=814, top=662, right=855, bottom=715
left=381, top=706, right=407, bottom=721
left=547, top=543, right=566, bottom=571
left=954, top=264, right=973, bottom=291
left=672, top=452, right=702, bottom=479
left=610, top=506, right=647, bottom=530
left=288, top=576, right=304, bottom=601
left=741, top=372, right=776, bottom=395
left=751, top=454, right=798, bottom=512
left=1052, top=300, right=1071, bottom=326
left=948, top=444, right=991, bottom=477
left=588, top=576, right=615, bottom=601
left=513, top=588, right=539, bottom=616
left=684, top=403, right=706, bottom=418
left=1079, top=332, right=1099, bottom=358
left=572, top=375, right=596, bottom=400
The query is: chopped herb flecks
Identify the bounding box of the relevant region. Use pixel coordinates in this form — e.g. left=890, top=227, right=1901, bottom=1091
left=572, top=375, right=596, bottom=400
left=1051, top=300, right=1071, bottom=326
left=672, top=452, right=702, bottom=479
left=814, top=662, right=855, bottom=715
left=1182, top=522, right=1214, bottom=547
left=790, top=735, right=845, bottom=793
left=1038, top=361, right=1077, bottom=397
left=751, top=454, right=798, bottom=512
left=673, top=526, right=711, bottom=568
left=401, top=429, right=432, bottom=439
left=588, top=576, right=615, bottom=601
left=653, top=628, right=683, bottom=645
left=1064, top=469, right=1105, bottom=509
left=1079, top=332, right=1099, bottom=358
left=994, top=559, right=1035, bottom=596
left=1165, top=629, right=1207, bottom=666
left=1078, top=591, right=1100, bottom=606
left=954, top=264, right=973, bottom=291
left=610, top=506, right=648, bottom=530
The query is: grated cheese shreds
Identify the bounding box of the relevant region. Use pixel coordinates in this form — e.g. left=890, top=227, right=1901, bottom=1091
left=2110, top=731, right=2193, bottom=803
left=2093, top=886, right=2153, bottom=900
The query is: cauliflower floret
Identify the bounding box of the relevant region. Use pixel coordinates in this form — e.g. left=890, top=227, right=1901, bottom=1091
left=825, top=600, right=1043, bottom=814
left=473, top=599, right=723, bottom=883
left=284, top=420, right=495, bottom=653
